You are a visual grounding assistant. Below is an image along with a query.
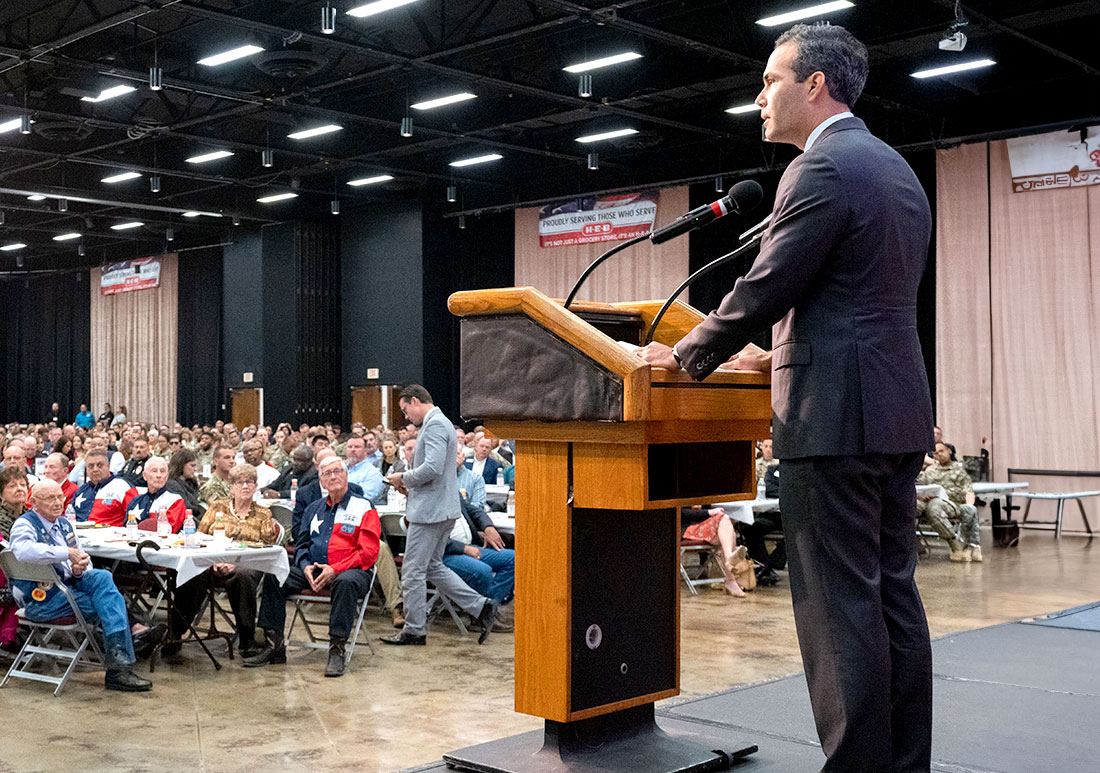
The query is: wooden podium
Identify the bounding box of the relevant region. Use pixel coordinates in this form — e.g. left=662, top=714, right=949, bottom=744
left=442, top=287, right=770, bottom=772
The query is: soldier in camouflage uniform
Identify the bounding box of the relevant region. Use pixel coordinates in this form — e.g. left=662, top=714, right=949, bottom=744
left=917, top=442, right=981, bottom=562
left=755, top=438, right=778, bottom=484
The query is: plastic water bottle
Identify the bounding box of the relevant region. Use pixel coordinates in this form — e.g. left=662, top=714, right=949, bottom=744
left=126, top=510, right=139, bottom=540
left=66, top=504, right=77, bottom=526
left=183, top=509, right=197, bottom=548
left=156, top=506, right=170, bottom=538
left=496, top=468, right=504, bottom=486
left=212, top=512, right=226, bottom=547
left=290, top=478, right=298, bottom=505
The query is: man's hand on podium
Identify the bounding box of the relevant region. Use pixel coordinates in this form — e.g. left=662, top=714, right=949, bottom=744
left=636, top=341, right=681, bottom=371
left=719, top=347, right=772, bottom=373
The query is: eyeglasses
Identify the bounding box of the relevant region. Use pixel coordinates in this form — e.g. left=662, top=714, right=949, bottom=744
left=230, top=480, right=257, bottom=487
left=319, top=468, right=346, bottom=478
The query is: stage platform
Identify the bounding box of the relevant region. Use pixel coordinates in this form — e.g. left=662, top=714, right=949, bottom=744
left=405, top=609, right=1100, bottom=772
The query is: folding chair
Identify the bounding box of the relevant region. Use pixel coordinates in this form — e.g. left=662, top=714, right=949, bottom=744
left=0, top=549, right=104, bottom=696
left=269, top=503, right=293, bottom=546
left=286, top=570, right=377, bottom=666
left=427, top=585, right=469, bottom=635
left=679, top=538, right=725, bottom=595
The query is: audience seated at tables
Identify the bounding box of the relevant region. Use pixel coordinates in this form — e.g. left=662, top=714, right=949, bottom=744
left=681, top=504, right=753, bottom=596
left=917, top=441, right=981, bottom=562
left=120, top=437, right=152, bottom=486
left=464, top=434, right=504, bottom=485
left=166, top=448, right=202, bottom=513
left=241, top=439, right=279, bottom=490
left=443, top=447, right=515, bottom=631
left=293, top=449, right=406, bottom=628
left=70, top=449, right=138, bottom=526
left=264, top=444, right=316, bottom=499
left=245, top=455, right=381, bottom=677
left=199, top=444, right=236, bottom=504
left=67, top=434, right=118, bottom=484
left=9, top=480, right=152, bottom=691
left=343, top=435, right=385, bottom=502
left=126, top=457, right=187, bottom=532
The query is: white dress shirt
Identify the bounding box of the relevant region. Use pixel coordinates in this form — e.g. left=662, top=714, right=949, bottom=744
left=803, top=111, right=853, bottom=153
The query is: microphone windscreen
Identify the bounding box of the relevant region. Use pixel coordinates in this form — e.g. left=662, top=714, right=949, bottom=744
left=728, top=180, right=764, bottom=214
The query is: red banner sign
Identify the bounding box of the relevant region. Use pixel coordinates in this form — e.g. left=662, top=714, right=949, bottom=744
left=538, top=190, right=659, bottom=248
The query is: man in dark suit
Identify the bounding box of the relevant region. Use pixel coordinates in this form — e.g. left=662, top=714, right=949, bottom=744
left=464, top=434, right=503, bottom=485
left=640, top=23, right=934, bottom=773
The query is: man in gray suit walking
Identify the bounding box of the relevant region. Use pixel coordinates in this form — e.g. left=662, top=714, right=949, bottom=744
left=381, top=384, right=498, bottom=646
left=641, top=24, right=934, bottom=773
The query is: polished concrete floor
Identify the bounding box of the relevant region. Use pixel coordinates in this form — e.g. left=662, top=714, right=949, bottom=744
left=2, top=528, right=1096, bottom=773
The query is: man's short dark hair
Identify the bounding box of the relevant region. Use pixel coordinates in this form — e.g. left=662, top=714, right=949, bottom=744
left=85, top=449, right=110, bottom=464
left=309, top=433, right=328, bottom=446
left=399, top=384, right=433, bottom=404
left=775, top=23, right=868, bottom=108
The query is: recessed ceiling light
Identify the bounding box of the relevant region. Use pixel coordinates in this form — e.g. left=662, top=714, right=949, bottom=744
left=756, top=1, right=854, bottom=27
left=449, top=153, right=503, bottom=167
left=347, top=175, right=395, bottom=186
left=27, top=194, right=46, bottom=201
left=110, top=221, right=144, bottom=230
left=52, top=233, right=82, bottom=241
left=185, top=150, right=235, bottom=164
left=563, top=52, right=642, bottom=73
left=347, top=0, right=418, bottom=18
left=287, top=124, right=343, bottom=140
left=256, top=192, right=299, bottom=203
left=910, top=59, right=996, bottom=79
left=0, top=117, right=30, bottom=134
left=0, top=243, right=26, bottom=251
left=197, top=45, right=265, bottom=67
left=80, top=84, right=137, bottom=103
left=725, top=103, right=762, bottom=114
left=410, top=92, right=477, bottom=110
left=575, top=128, right=639, bottom=143
left=101, top=171, right=142, bottom=184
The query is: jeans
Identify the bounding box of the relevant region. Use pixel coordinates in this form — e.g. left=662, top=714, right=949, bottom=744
left=442, top=547, right=515, bottom=604
left=22, top=568, right=135, bottom=663
left=257, top=566, right=372, bottom=640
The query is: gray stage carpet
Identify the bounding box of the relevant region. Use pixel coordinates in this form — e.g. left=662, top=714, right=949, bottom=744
left=408, top=611, right=1100, bottom=773
left=1022, top=601, right=1100, bottom=632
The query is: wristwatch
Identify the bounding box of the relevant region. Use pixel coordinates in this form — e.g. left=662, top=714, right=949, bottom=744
left=671, top=345, right=683, bottom=368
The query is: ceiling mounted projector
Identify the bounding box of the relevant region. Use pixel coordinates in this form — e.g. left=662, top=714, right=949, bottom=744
left=939, top=30, right=968, bottom=51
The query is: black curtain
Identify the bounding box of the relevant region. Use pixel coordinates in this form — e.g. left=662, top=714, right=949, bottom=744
left=295, top=219, right=342, bottom=424
left=177, top=247, right=224, bottom=426
left=0, top=271, right=91, bottom=422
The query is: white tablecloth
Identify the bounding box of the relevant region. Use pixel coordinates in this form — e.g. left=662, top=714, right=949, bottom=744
left=713, top=498, right=779, bottom=526
left=78, top=527, right=290, bottom=586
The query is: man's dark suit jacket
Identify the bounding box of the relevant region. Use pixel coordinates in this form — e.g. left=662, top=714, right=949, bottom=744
left=464, top=457, right=503, bottom=485
left=678, top=117, right=933, bottom=459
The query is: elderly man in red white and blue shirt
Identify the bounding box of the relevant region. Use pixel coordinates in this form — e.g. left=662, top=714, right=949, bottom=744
left=67, top=450, right=137, bottom=527
left=244, top=455, right=380, bottom=677
left=124, top=457, right=186, bottom=533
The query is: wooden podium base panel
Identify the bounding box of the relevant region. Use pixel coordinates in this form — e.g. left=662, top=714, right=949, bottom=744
left=442, top=703, right=758, bottom=773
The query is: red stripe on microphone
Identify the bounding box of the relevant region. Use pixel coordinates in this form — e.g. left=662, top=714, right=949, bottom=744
left=710, top=200, right=728, bottom=218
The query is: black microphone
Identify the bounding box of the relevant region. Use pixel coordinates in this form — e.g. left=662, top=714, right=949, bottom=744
left=649, top=180, right=764, bottom=245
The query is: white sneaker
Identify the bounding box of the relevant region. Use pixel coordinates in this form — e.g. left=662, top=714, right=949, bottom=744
left=949, top=546, right=971, bottom=562
left=968, top=545, right=983, bottom=563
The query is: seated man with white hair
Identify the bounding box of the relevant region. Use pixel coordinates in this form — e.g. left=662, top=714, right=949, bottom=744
left=27, top=452, right=77, bottom=508
left=124, top=456, right=187, bottom=533
left=3, top=441, right=38, bottom=487
left=245, top=455, right=381, bottom=677
left=9, top=480, right=152, bottom=692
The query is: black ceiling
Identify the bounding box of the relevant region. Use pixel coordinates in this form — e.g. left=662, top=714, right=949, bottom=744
left=0, top=0, right=1097, bottom=271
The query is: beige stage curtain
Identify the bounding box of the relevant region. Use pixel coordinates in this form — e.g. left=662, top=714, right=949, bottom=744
left=514, top=186, right=690, bottom=303
left=937, top=142, right=1100, bottom=532
left=89, top=253, right=179, bottom=426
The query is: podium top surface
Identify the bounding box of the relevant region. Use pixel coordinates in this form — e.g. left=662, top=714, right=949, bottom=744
left=449, top=287, right=769, bottom=425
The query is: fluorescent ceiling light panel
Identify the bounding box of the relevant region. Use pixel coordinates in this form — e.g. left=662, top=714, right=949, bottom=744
left=287, top=124, right=343, bottom=140
left=910, top=59, right=996, bottom=79
left=101, top=171, right=142, bottom=183
left=449, top=153, right=503, bottom=167
left=256, top=192, right=299, bottom=203
left=111, top=221, right=144, bottom=230
left=725, top=103, right=762, bottom=114
left=410, top=92, right=477, bottom=110
left=575, top=128, right=639, bottom=143
left=53, top=233, right=82, bottom=241
left=563, top=52, right=642, bottom=73
left=27, top=195, right=46, bottom=201
left=347, top=0, right=418, bottom=18
left=181, top=211, right=222, bottom=218
left=0, top=117, right=28, bottom=133
left=185, top=150, right=234, bottom=164
left=80, top=84, right=137, bottom=103
left=197, top=45, right=264, bottom=67
left=0, top=243, right=26, bottom=251
left=183, top=211, right=201, bottom=217
left=347, top=175, right=394, bottom=186
left=756, top=1, right=854, bottom=27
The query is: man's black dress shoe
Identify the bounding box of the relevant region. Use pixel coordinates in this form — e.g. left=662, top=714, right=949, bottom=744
left=379, top=632, right=426, bottom=646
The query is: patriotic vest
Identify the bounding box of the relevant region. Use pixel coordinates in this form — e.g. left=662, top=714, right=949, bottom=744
left=12, top=511, right=77, bottom=607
